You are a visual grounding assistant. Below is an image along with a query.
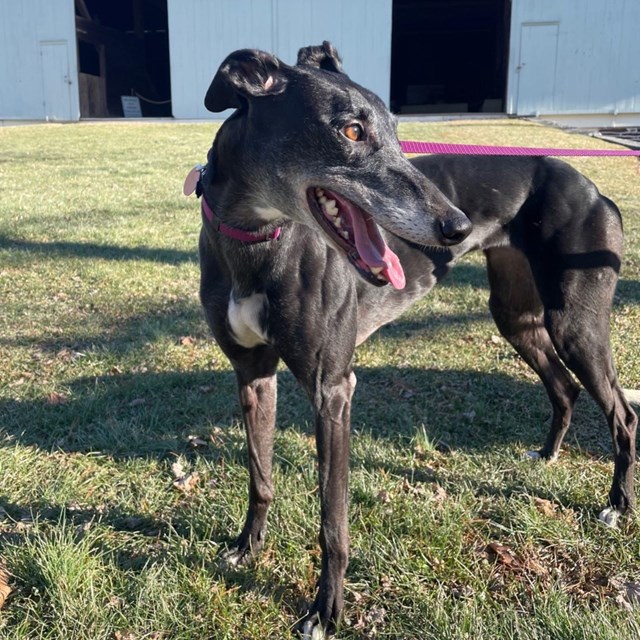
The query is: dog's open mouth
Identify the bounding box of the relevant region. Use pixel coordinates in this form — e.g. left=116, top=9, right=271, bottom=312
left=307, top=188, right=406, bottom=289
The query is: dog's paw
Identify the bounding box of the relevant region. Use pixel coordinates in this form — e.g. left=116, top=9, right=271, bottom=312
left=301, top=618, right=326, bottom=640
left=598, top=506, right=621, bottom=528
left=523, top=450, right=558, bottom=462
left=218, top=545, right=252, bottom=569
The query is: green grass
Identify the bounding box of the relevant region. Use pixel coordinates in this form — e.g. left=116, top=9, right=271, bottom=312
left=1, top=119, right=640, bottom=639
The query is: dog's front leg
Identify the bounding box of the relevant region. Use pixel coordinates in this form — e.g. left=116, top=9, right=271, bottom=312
left=300, top=370, right=356, bottom=639
left=221, top=347, right=280, bottom=567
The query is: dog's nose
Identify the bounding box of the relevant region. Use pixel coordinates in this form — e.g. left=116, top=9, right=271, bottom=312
left=439, top=214, right=472, bottom=245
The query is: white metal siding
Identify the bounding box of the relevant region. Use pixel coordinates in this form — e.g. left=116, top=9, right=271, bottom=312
left=507, top=0, right=640, bottom=116
left=167, top=0, right=392, bottom=119
left=0, top=0, right=79, bottom=120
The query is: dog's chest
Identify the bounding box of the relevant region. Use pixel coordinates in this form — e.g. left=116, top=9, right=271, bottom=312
left=227, top=292, right=269, bottom=348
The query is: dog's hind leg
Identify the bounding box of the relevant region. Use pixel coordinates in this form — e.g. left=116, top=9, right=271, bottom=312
left=485, top=247, right=582, bottom=461
left=221, top=346, right=280, bottom=567
left=541, top=264, right=637, bottom=524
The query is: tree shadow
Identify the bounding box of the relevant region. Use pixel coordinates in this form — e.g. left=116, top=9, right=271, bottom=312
left=0, top=235, right=196, bottom=265
left=415, top=258, right=640, bottom=306
left=0, top=297, right=206, bottom=356
left=0, top=362, right=613, bottom=461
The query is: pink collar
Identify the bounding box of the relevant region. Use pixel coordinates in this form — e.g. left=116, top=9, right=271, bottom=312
left=201, top=193, right=282, bottom=244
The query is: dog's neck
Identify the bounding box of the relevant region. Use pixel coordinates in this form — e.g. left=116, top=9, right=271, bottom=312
left=198, top=159, right=284, bottom=243
left=200, top=191, right=282, bottom=244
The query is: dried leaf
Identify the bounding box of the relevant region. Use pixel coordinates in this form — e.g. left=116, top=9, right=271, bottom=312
left=380, top=575, right=393, bottom=591
left=171, top=459, right=199, bottom=494
left=0, top=567, right=12, bottom=609
left=209, top=427, right=224, bottom=443
left=173, top=472, right=200, bottom=494
left=179, top=336, right=195, bottom=346
left=432, top=484, right=448, bottom=503
left=626, top=581, right=640, bottom=607
left=354, top=605, right=387, bottom=634
left=534, top=496, right=557, bottom=518
left=171, top=461, right=185, bottom=480
left=451, top=583, right=475, bottom=599
left=616, top=591, right=633, bottom=612
left=486, top=542, right=520, bottom=568
left=128, top=398, right=146, bottom=408
left=47, top=391, right=68, bottom=405
left=187, top=435, right=208, bottom=448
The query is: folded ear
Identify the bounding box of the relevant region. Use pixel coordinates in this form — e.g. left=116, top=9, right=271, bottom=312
left=204, top=49, right=288, bottom=112
left=296, top=41, right=344, bottom=74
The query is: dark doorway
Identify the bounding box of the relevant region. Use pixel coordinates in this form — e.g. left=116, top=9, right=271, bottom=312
left=75, top=0, right=171, bottom=117
left=391, top=0, right=510, bottom=115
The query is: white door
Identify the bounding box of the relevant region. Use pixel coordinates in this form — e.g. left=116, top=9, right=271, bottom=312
left=515, top=23, right=559, bottom=116
left=40, top=41, right=73, bottom=121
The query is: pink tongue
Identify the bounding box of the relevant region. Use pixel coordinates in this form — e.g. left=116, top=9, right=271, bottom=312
left=379, top=245, right=406, bottom=290
left=345, top=202, right=406, bottom=290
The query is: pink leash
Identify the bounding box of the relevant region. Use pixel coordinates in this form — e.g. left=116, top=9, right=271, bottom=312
left=399, top=140, right=640, bottom=157
left=187, top=140, right=638, bottom=245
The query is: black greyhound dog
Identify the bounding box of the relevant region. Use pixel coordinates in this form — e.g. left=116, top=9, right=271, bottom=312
left=189, top=42, right=636, bottom=638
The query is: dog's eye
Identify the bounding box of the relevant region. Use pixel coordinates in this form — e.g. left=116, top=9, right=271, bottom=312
left=342, top=123, right=364, bottom=142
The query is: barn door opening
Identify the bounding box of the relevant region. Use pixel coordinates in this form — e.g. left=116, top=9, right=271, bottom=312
left=75, top=0, right=171, bottom=117
left=391, top=0, right=511, bottom=115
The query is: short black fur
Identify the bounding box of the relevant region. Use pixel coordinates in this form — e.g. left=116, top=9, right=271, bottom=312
left=195, top=43, right=637, bottom=638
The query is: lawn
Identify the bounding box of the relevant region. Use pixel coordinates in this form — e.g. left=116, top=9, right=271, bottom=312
left=1, top=118, right=640, bottom=640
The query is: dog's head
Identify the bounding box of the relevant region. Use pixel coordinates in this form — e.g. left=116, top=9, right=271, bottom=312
left=204, top=42, right=471, bottom=289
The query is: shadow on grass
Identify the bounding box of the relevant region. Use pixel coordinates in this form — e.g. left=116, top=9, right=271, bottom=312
left=0, top=363, right=618, bottom=621
left=616, top=277, right=640, bottom=304
left=0, top=363, right=612, bottom=461
left=0, top=298, right=207, bottom=355
left=0, top=236, right=196, bottom=265
left=437, top=262, right=488, bottom=289
left=431, top=260, right=640, bottom=305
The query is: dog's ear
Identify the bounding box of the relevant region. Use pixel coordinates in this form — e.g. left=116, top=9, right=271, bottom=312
left=296, top=41, right=344, bottom=74
left=204, top=49, right=287, bottom=112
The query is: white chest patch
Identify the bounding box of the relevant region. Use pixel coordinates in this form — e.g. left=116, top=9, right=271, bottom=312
left=227, top=292, right=269, bottom=348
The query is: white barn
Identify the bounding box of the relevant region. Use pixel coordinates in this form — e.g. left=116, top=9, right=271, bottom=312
left=1, top=0, right=639, bottom=126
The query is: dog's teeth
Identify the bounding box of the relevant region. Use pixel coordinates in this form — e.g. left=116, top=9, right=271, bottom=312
left=334, top=216, right=342, bottom=228
left=318, top=196, right=328, bottom=205
left=325, top=199, right=338, bottom=212
left=340, top=231, right=349, bottom=239
left=370, top=266, right=383, bottom=275
left=315, top=188, right=324, bottom=197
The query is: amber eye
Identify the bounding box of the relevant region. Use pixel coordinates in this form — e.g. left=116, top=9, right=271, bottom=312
left=342, top=123, right=364, bottom=142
